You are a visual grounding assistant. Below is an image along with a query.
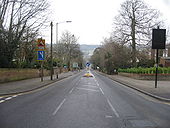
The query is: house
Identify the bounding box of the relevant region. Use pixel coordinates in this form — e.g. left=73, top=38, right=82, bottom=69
left=159, top=44, right=170, bottom=67
left=160, top=57, right=170, bottom=67
left=151, top=44, right=170, bottom=67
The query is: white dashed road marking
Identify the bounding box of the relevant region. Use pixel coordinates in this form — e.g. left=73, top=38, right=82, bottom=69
left=69, top=88, right=74, bottom=94
left=53, top=98, right=66, bottom=115
left=105, top=115, right=113, bottom=118
left=107, top=99, right=120, bottom=118
left=100, top=88, right=104, bottom=95
left=82, top=85, right=98, bottom=88
left=76, top=87, right=100, bottom=92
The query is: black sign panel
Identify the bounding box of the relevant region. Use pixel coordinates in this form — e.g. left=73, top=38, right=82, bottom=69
left=152, top=29, right=166, bottom=49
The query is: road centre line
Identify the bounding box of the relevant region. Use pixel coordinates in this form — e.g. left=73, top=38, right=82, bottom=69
left=53, top=99, right=66, bottom=115
left=82, top=85, right=98, bottom=88
left=76, top=87, right=100, bottom=92
left=69, top=78, right=81, bottom=94
left=107, top=99, right=120, bottom=118
left=105, top=115, right=113, bottom=118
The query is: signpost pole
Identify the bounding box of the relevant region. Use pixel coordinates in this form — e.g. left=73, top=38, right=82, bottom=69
left=41, top=61, right=44, bottom=82
left=36, top=38, right=46, bottom=82
left=155, top=49, right=159, bottom=88
left=152, top=26, right=166, bottom=88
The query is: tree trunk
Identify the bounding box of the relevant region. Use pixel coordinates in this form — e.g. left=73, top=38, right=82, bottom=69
left=131, top=10, right=136, bottom=67
left=151, top=49, right=155, bottom=60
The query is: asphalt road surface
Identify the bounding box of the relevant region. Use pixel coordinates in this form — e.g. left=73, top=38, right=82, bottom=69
left=0, top=70, right=170, bottom=128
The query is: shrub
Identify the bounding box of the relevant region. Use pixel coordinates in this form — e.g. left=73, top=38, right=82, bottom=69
left=118, top=67, right=170, bottom=74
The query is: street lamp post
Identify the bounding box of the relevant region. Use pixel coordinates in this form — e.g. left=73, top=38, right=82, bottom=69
left=50, top=21, right=72, bottom=80
left=56, top=21, right=72, bottom=44
left=55, top=21, right=72, bottom=78
left=50, top=22, right=53, bottom=80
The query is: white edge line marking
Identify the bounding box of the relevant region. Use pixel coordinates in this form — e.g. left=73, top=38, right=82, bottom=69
left=94, top=78, right=99, bottom=86
left=12, top=95, right=18, bottom=98
left=76, top=87, right=100, bottom=92
left=0, top=100, right=5, bottom=103
left=107, top=99, right=120, bottom=118
left=5, top=97, right=12, bottom=100
left=69, top=88, right=74, bottom=94
left=53, top=99, right=66, bottom=115
left=100, top=88, right=104, bottom=95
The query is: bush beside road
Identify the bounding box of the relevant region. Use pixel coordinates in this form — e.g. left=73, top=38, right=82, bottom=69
left=118, top=67, right=170, bottom=74
left=117, top=67, right=170, bottom=80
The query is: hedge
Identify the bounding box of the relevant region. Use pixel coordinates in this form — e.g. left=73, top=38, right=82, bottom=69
left=118, top=67, right=170, bottom=74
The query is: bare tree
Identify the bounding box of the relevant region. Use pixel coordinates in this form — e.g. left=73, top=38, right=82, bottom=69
left=0, top=0, right=50, bottom=67
left=91, top=37, right=131, bottom=74
left=54, top=31, right=83, bottom=70
left=112, top=0, right=163, bottom=67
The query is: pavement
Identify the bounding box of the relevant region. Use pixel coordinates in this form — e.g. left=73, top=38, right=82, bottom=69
left=98, top=71, right=170, bottom=102
left=0, top=71, right=78, bottom=96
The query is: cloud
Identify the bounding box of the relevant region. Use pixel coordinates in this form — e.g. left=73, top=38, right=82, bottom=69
left=163, top=0, right=170, bottom=5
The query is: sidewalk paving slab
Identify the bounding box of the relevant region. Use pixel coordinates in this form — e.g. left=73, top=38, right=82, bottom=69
left=0, top=71, right=77, bottom=96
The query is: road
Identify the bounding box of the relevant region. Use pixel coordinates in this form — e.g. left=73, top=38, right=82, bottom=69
left=0, top=70, right=170, bottom=128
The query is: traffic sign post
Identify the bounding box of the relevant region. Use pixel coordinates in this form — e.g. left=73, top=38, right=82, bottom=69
left=152, top=27, right=166, bottom=88
left=37, top=38, right=45, bottom=51
left=36, top=38, right=46, bottom=82
left=86, top=62, right=90, bottom=67
left=37, top=51, right=45, bottom=61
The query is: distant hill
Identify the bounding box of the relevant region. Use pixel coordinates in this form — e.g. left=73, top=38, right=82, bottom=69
left=80, top=44, right=100, bottom=61
left=80, top=44, right=100, bottom=51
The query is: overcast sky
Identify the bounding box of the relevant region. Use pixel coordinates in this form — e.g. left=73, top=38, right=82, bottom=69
left=41, top=0, right=170, bottom=45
